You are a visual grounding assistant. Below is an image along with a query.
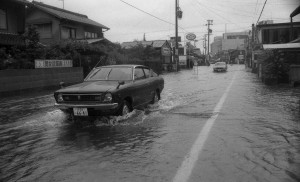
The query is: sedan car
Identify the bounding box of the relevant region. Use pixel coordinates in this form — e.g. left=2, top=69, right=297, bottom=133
left=54, top=65, right=164, bottom=117
left=213, top=62, right=227, bottom=72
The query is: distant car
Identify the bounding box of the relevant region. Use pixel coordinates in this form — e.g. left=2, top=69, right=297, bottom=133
left=54, top=65, right=164, bottom=117
left=213, top=62, right=227, bottom=72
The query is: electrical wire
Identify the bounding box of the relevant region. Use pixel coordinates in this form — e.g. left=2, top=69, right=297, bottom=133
left=194, top=0, right=245, bottom=30
left=256, top=0, right=268, bottom=24
left=119, top=0, right=187, bottom=32
left=253, top=0, right=260, bottom=22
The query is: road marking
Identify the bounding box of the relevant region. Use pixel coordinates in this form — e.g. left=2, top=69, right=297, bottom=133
left=173, top=72, right=237, bottom=182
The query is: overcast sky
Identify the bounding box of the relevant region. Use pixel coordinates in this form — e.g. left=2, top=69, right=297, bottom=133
left=35, top=0, right=300, bottom=49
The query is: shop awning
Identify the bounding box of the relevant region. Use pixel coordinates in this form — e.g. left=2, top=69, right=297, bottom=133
left=263, top=43, right=300, bottom=49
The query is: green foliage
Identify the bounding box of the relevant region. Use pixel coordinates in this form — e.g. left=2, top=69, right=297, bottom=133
left=0, top=27, right=162, bottom=74
left=261, top=50, right=290, bottom=82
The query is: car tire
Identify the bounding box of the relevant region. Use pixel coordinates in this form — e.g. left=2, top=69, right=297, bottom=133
left=151, top=91, right=159, bottom=104
left=119, top=100, right=132, bottom=116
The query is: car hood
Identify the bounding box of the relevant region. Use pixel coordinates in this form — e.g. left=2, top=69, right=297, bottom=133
left=56, top=81, right=123, bottom=93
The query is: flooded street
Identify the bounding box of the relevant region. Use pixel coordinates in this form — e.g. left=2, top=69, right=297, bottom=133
left=0, top=65, right=300, bottom=182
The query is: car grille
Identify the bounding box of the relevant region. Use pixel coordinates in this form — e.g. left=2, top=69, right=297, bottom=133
left=62, top=94, right=101, bottom=102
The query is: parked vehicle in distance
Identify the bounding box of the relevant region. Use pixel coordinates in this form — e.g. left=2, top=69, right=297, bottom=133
left=54, top=65, right=164, bottom=117
left=213, top=62, right=228, bottom=72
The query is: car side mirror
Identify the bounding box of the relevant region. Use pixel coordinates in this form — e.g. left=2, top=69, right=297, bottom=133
left=60, top=82, right=65, bottom=88
left=117, top=81, right=125, bottom=89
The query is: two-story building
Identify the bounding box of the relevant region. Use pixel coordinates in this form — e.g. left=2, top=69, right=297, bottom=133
left=0, top=0, right=29, bottom=47
left=26, top=1, right=109, bottom=45
left=121, top=40, right=174, bottom=71
left=251, top=8, right=300, bottom=85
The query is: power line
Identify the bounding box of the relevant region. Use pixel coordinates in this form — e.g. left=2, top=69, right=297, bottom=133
left=119, top=0, right=187, bottom=32
left=257, top=0, right=268, bottom=24
left=252, top=0, right=259, bottom=22
left=194, top=0, right=245, bottom=30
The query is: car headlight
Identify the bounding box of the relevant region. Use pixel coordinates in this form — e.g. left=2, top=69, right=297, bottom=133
left=57, top=93, right=63, bottom=102
left=103, top=93, right=112, bottom=103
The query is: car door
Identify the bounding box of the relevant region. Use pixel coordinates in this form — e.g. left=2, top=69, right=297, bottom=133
left=131, top=67, right=149, bottom=107
left=142, top=67, right=155, bottom=102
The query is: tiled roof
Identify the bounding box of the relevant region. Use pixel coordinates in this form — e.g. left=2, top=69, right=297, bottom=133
left=0, top=32, right=24, bottom=46
left=32, top=1, right=109, bottom=30
left=291, top=5, right=300, bottom=18
left=10, top=0, right=30, bottom=4
left=121, top=41, right=153, bottom=49
left=121, top=40, right=172, bottom=49
left=77, top=38, right=113, bottom=45
left=152, top=40, right=167, bottom=48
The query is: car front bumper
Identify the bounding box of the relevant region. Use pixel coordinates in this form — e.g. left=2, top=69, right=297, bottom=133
left=214, top=68, right=226, bottom=71
left=55, top=102, right=118, bottom=109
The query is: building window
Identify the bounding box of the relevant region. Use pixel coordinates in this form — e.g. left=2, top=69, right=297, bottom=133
left=61, top=27, right=76, bottom=39
left=85, top=31, right=98, bottom=39
left=0, top=9, right=7, bottom=29
left=36, top=23, right=52, bottom=39
left=263, top=29, right=270, bottom=44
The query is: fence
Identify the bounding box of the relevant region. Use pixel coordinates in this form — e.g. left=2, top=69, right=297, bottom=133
left=0, top=67, right=83, bottom=96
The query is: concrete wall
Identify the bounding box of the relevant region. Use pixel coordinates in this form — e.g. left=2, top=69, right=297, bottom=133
left=0, top=67, right=83, bottom=94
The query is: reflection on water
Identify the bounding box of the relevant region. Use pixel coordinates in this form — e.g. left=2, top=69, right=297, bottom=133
left=0, top=66, right=299, bottom=181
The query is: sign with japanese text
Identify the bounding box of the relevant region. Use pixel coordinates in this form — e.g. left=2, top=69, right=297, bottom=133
left=35, top=60, right=73, bottom=68
left=161, top=47, right=171, bottom=56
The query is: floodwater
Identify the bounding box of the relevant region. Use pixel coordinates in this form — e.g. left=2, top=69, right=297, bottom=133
left=0, top=65, right=299, bottom=182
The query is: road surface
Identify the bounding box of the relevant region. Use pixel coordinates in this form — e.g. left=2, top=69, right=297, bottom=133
left=0, top=65, right=299, bottom=182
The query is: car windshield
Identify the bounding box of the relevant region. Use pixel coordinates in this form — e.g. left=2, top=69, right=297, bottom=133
left=215, top=62, right=226, bottom=66
left=85, top=67, right=132, bottom=81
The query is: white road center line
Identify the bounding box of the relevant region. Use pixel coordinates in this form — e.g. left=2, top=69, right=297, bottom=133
left=173, top=72, right=237, bottom=182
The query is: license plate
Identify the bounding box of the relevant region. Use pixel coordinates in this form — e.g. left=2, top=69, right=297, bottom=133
left=73, top=108, right=88, bottom=116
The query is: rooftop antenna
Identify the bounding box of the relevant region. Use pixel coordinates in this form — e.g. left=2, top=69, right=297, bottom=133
left=58, top=0, right=64, bottom=9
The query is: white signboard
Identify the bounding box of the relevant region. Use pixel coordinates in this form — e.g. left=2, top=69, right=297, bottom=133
left=238, top=55, right=244, bottom=59
left=179, top=55, right=187, bottom=65
left=35, top=60, right=73, bottom=68
left=161, top=47, right=171, bottom=56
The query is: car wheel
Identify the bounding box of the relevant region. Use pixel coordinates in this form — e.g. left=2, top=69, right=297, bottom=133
left=151, top=91, right=159, bottom=104
left=120, top=100, right=131, bottom=116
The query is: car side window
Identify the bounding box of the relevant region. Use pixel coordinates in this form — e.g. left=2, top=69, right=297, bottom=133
left=143, top=68, right=150, bottom=78
left=134, top=68, right=146, bottom=80
left=150, top=69, right=158, bottom=77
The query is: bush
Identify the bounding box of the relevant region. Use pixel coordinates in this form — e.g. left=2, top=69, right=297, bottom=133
left=261, top=50, right=290, bottom=83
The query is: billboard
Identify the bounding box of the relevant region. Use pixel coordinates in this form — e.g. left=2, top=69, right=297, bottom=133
left=170, top=36, right=181, bottom=42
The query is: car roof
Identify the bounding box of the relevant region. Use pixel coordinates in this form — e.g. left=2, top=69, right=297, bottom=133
left=96, top=64, right=148, bottom=69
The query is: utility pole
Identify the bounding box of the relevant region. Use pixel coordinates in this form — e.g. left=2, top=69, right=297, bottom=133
left=206, top=20, right=213, bottom=64
left=175, top=0, right=178, bottom=72
left=203, top=34, right=206, bottom=55
left=174, top=0, right=182, bottom=72
left=203, top=34, right=207, bottom=63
